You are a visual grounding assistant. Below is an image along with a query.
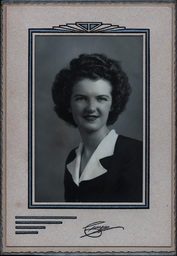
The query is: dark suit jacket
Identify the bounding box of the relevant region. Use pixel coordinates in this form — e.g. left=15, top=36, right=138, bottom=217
left=64, top=135, right=143, bottom=202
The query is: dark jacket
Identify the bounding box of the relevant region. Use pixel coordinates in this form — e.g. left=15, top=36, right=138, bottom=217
left=64, top=135, right=143, bottom=202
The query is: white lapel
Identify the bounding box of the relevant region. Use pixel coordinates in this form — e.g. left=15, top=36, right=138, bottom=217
left=67, top=130, right=118, bottom=186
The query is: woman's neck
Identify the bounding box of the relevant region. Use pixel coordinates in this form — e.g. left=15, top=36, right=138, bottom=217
left=78, top=127, right=110, bottom=176
left=79, top=127, right=110, bottom=156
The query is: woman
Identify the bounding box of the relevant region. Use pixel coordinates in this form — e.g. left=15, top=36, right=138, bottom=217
left=52, top=53, right=142, bottom=203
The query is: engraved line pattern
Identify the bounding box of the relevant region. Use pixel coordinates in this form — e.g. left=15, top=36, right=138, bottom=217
left=15, top=221, right=62, bottom=224
left=15, top=231, right=38, bottom=235
left=15, top=226, right=46, bottom=229
left=15, top=216, right=77, bottom=235
left=53, top=22, right=126, bottom=32
left=15, top=216, right=77, bottom=219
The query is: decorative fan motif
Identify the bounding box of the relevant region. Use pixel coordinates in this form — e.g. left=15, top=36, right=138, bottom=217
left=53, top=22, right=126, bottom=32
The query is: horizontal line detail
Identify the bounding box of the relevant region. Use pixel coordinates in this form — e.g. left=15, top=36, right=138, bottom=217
left=15, top=226, right=46, bottom=229
left=15, top=231, right=38, bottom=234
left=15, top=216, right=77, bottom=219
left=15, top=221, right=62, bottom=224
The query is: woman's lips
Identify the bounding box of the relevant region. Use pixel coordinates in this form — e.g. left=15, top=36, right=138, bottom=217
left=83, top=115, right=99, bottom=121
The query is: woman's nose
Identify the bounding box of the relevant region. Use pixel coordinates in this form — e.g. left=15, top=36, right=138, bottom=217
left=86, top=99, right=96, bottom=112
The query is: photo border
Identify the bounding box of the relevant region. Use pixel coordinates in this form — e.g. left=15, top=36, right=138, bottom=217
left=1, top=1, right=176, bottom=255
left=28, top=22, right=150, bottom=209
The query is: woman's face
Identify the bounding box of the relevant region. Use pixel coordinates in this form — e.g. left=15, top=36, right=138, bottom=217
left=70, top=78, right=112, bottom=134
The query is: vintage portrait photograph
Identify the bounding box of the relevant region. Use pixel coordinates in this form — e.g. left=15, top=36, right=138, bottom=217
left=32, top=33, right=147, bottom=207
left=1, top=1, right=176, bottom=255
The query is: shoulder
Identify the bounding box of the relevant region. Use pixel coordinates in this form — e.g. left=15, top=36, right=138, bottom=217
left=114, top=135, right=142, bottom=158
left=65, top=147, right=77, bottom=165
left=116, top=134, right=142, bottom=148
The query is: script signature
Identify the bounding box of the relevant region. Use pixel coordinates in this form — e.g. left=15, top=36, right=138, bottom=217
left=80, top=221, right=124, bottom=238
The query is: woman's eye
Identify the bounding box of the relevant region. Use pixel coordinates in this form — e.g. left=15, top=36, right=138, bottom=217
left=75, top=96, right=85, bottom=101
left=97, top=97, right=108, bottom=102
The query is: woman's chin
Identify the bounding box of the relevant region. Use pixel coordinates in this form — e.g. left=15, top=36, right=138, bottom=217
left=79, top=123, right=108, bottom=134
left=79, top=124, right=101, bottom=133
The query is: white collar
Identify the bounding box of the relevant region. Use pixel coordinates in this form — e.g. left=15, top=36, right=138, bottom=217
left=66, top=129, right=118, bottom=186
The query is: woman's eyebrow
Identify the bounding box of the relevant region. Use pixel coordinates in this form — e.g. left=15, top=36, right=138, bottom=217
left=73, top=94, right=111, bottom=98
left=73, top=94, right=86, bottom=97
left=97, top=94, right=111, bottom=98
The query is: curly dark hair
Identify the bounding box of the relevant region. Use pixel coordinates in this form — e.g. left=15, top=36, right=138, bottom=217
left=52, top=53, right=131, bottom=127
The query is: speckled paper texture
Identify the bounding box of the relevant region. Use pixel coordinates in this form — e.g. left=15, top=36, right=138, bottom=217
left=1, top=2, right=176, bottom=254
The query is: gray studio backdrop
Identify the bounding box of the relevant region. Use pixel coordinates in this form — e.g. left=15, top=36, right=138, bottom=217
left=35, top=35, right=143, bottom=202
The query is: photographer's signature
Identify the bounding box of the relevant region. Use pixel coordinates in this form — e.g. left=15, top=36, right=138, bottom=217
left=80, top=221, right=124, bottom=238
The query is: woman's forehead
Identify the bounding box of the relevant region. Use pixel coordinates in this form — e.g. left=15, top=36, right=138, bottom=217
left=72, top=78, right=112, bottom=95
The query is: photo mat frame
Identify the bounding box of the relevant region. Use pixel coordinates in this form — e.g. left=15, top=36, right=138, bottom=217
left=1, top=1, right=176, bottom=255
left=29, top=23, right=149, bottom=209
